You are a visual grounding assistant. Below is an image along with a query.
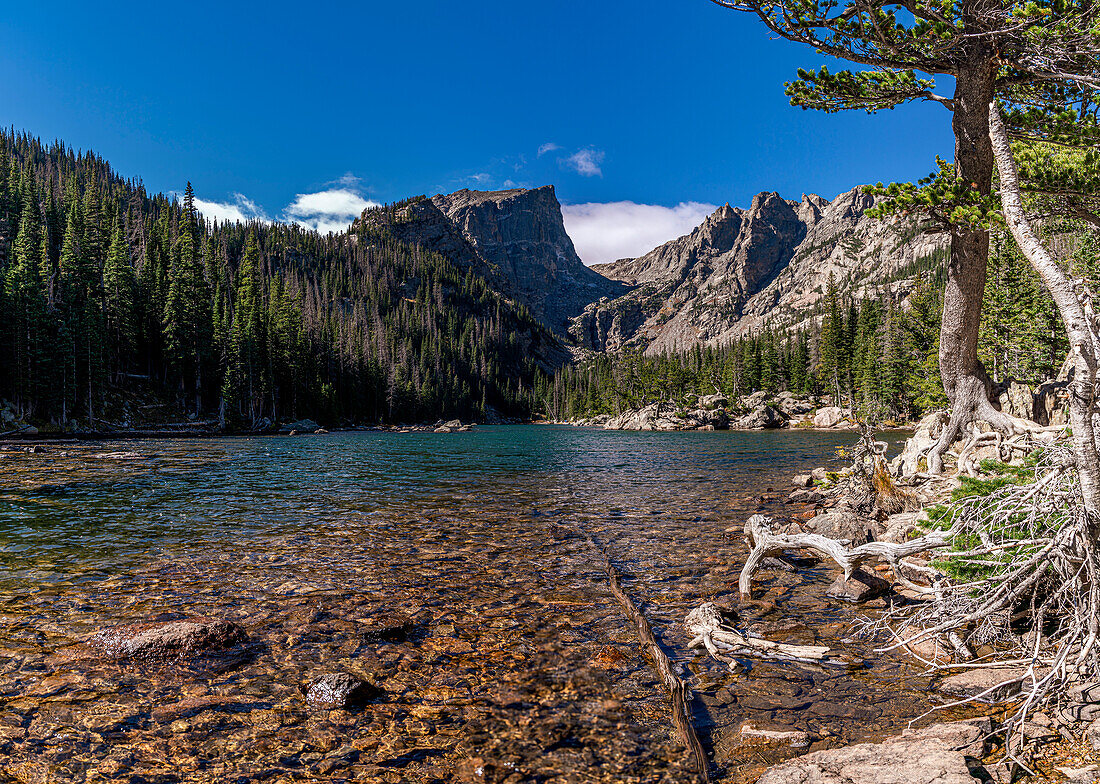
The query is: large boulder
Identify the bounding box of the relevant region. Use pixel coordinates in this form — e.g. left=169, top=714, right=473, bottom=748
left=997, top=379, right=1035, bottom=421
left=733, top=405, right=787, bottom=430
left=740, top=390, right=769, bottom=410
left=698, top=393, right=729, bottom=410
left=686, top=408, right=729, bottom=429
left=755, top=719, right=990, bottom=784
left=891, top=410, right=949, bottom=476
left=281, top=418, right=320, bottom=434
left=812, top=406, right=852, bottom=428
left=775, top=391, right=816, bottom=416
left=804, top=510, right=882, bottom=545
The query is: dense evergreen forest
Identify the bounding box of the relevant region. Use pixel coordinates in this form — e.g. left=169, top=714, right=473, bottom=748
left=539, top=230, right=1090, bottom=423
left=0, top=131, right=559, bottom=431
left=1, top=128, right=1093, bottom=432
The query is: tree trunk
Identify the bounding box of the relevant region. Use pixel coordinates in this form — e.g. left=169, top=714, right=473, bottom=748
left=929, top=50, right=1009, bottom=473
left=988, top=101, right=1100, bottom=516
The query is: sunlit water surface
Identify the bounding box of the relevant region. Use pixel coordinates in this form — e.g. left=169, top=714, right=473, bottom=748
left=0, top=426, right=957, bottom=784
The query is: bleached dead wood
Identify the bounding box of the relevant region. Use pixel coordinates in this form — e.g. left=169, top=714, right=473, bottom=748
left=738, top=514, right=952, bottom=598
left=685, top=603, right=829, bottom=664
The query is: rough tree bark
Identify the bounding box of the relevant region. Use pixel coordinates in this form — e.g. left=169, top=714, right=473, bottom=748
left=929, top=47, right=1009, bottom=474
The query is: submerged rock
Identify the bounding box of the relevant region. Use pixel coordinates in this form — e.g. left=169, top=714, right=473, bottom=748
left=937, top=667, right=1031, bottom=703
left=305, top=673, right=382, bottom=709
left=360, top=612, right=419, bottom=643
left=90, top=618, right=248, bottom=664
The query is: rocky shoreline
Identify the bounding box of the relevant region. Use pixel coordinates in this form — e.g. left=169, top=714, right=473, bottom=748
left=734, top=417, right=1100, bottom=784
left=569, top=391, right=866, bottom=432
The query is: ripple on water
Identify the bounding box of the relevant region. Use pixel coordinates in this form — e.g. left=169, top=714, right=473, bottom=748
left=0, top=426, right=957, bottom=783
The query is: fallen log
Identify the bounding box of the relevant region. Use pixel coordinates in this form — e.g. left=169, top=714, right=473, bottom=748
left=577, top=525, right=711, bottom=783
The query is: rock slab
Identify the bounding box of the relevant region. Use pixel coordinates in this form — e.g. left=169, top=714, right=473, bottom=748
left=755, top=719, right=989, bottom=784
left=91, top=619, right=248, bottom=663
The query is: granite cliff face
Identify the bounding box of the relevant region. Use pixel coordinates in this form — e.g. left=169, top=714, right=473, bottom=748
left=572, top=187, right=946, bottom=354
left=354, top=186, right=626, bottom=336
left=431, top=187, right=628, bottom=333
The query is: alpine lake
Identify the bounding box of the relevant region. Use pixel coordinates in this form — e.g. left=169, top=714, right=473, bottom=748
left=0, top=425, right=976, bottom=783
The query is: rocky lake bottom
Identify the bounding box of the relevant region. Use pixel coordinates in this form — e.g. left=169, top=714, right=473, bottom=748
left=0, top=426, right=977, bottom=783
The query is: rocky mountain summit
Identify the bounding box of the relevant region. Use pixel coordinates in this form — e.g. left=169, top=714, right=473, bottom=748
left=355, top=186, right=627, bottom=335
left=572, top=187, right=946, bottom=354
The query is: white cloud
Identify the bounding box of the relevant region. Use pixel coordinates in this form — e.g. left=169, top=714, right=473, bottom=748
left=561, top=201, right=717, bottom=266
left=561, top=148, right=605, bottom=177
left=283, top=188, right=380, bottom=234
left=191, top=193, right=268, bottom=225
left=537, top=142, right=561, bottom=157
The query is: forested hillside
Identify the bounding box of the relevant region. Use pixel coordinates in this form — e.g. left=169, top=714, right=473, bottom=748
left=0, top=131, right=561, bottom=431
left=542, top=226, right=1085, bottom=423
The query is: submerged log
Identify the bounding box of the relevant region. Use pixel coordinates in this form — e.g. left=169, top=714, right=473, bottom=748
left=578, top=526, right=711, bottom=783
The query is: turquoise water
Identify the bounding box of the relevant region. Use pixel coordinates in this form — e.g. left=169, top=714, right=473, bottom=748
left=0, top=426, right=926, bottom=784
left=0, top=426, right=901, bottom=581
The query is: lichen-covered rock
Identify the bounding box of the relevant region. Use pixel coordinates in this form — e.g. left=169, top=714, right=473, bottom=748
left=733, top=405, right=787, bottom=430
left=812, top=406, right=852, bottom=428
left=804, top=510, right=881, bottom=545
left=891, top=410, right=950, bottom=476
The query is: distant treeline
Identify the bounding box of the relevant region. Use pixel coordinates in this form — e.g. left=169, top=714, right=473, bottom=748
left=0, top=130, right=557, bottom=430
left=539, top=233, right=1081, bottom=423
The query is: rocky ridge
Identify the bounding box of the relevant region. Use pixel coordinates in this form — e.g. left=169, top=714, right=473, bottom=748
left=571, top=186, right=947, bottom=354
left=355, top=186, right=627, bottom=336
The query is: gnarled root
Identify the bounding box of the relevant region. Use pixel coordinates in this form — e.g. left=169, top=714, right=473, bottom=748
left=738, top=514, right=951, bottom=598
left=685, top=603, right=830, bottom=666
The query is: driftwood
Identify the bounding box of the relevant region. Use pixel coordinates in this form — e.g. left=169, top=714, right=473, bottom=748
left=577, top=526, right=711, bottom=783
left=685, top=603, right=829, bottom=663
left=739, top=514, right=952, bottom=599
left=0, top=424, right=33, bottom=438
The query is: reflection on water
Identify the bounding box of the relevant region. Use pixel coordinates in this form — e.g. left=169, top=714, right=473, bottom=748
left=0, top=426, right=944, bottom=783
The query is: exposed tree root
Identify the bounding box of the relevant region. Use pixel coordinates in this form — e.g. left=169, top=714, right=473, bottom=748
left=735, top=444, right=1100, bottom=759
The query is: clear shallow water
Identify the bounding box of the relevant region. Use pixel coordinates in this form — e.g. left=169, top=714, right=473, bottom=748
left=0, top=426, right=943, bottom=784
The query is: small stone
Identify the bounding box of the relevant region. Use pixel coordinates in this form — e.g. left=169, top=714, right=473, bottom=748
left=792, top=473, right=814, bottom=488
left=169, top=719, right=190, bottom=733
left=591, top=645, right=629, bottom=668
left=305, top=672, right=382, bottom=709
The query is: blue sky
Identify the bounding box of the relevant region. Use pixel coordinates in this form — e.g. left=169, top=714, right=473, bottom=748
left=0, top=0, right=954, bottom=263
